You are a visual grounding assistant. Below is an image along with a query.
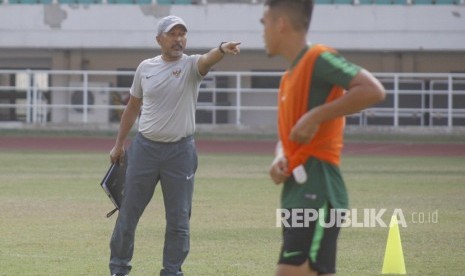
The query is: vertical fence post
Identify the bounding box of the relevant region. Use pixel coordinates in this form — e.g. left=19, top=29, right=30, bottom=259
left=429, top=80, right=434, bottom=127
left=447, top=75, right=453, bottom=128
left=26, top=70, right=32, bottom=124
left=420, top=81, right=425, bottom=127
left=32, top=74, right=38, bottom=123
left=393, top=75, right=399, bottom=127
left=235, top=73, right=241, bottom=126
left=212, top=76, right=217, bottom=125
left=83, top=72, right=89, bottom=123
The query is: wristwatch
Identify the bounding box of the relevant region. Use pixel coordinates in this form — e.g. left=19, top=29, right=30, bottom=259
left=219, top=42, right=227, bottom=54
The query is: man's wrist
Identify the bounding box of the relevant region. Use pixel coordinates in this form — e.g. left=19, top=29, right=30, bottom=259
left=272, top=154, right=285, bottom=166
left=218, top=41, right=227, bottom=54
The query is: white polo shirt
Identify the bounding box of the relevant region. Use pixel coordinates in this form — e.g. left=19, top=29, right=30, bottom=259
left=130, top=54, right=203, bottom=142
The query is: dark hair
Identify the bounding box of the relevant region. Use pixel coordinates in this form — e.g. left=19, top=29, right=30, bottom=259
left=264, top=0, right=314, bottom=31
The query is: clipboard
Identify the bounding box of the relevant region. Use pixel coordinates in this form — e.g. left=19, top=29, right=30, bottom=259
left=100, top=161, right=126, bottom=218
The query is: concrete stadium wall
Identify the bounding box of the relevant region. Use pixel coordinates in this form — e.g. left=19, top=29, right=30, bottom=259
left=1, top=3, right=464, bottom=74
left=0, top=4, right=464, bottom=51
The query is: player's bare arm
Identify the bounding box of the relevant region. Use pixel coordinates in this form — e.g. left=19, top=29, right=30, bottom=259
left=290, top=69, right=385, bottom=144
left=269, top=141, right=290, bottom=184
left=110, top=95, right=142, bottom=164
left=197, top=41, right=241, bottom=76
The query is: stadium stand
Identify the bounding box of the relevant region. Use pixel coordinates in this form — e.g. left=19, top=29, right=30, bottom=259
left=157, top=0, right=192, bottom=4
left=356, top=0, right=374, bottom=4
left=58, top=0, right=102, bottom=4
left=374, top=0, right=407, bottom=5
left=107, top=0, right=151, bottom=4
left=414, top=0, right=460, bottom=4
left=332, top=0, right=354, bottom=4
left=2, top=0, right=462, bottom=3
left=8, top=0, right=52, bottom=3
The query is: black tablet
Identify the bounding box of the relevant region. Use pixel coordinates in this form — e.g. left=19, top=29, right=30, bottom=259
left=100, top=161, right=126, bottom=217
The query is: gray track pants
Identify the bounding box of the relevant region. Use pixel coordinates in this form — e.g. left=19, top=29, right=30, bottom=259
left=109, top=133, right=197, bottom=275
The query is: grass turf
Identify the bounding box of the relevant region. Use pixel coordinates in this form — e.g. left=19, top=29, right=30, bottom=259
left=0, top=151, right=464, bottom=275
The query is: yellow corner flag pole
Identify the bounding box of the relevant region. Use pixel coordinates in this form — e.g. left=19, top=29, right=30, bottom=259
left=381, top=215, right=406, bottom=274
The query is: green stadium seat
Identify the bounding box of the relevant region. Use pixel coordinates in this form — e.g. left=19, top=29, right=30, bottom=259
left=333, top=0, right=353, bottom=4
left=373, top=0, right=392, bottom=4
left=59, top=0, right=102, bottom=3
left=107, top=0, right=132, bottom=3
left=357, top=0, right=374, bottom=4
left=374, top=0, right=407, bottom=4
left=8, top=0, right=52, bottom=3
left=413, top=0, right=434, bottom=3
left=107, top=0, right=151, bottom=3
left=434, top=0, right=456, bottom=4
left=157, top=0, right=192, bottom=4
left=315, top=0, right=333, bottom=4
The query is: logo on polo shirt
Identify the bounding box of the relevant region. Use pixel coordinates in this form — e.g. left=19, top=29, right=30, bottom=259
left=172, top=68, right=182, bottom=77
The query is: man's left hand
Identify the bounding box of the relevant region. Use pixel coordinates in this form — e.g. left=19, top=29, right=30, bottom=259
left=289, top=110, right=320, bottom=144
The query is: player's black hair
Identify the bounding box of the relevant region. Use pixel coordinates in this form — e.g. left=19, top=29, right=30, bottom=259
left=264, top=0, right=314, bottom=31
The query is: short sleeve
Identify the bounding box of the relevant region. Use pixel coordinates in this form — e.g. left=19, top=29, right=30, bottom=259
left=314, top=51, right=361, bottom=89
left=130, top=61, right=144, bottom=98
left=189, top=54, right=203, bottom=81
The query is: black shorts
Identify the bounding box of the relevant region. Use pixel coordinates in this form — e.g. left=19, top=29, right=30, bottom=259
left=277, top=205, right=342, bottom=274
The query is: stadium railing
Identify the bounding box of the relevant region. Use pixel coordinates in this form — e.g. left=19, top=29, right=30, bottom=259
left=0, top=69, right=464, bottom=128
left=2, top=0, right=463, bottom=4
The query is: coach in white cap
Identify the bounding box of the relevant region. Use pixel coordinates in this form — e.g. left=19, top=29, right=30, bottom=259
left=108, top=15, right=241, bottom=276
left=157, top=15, right=187, bottom=36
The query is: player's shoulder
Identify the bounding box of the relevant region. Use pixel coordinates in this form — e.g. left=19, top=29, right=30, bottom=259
left=184, top=53, right=202, bottom=63
left=134, top=56, right=162, bottom=73
left=311, top=43, right=348, bottom=67
left=178, top=54, right=202, bottom=72
left=309, top=43, right=338, bottom=57
left=179, top=54, right=201, bottom=65
left=140, top=56, right=162, bottom=66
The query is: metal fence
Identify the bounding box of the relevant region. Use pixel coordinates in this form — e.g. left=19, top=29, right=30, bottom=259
left=2, top=0, right=462, bottom=5
left=1, top=0, right=263, bottom=5
left=1, top=69, right=465, bottom=128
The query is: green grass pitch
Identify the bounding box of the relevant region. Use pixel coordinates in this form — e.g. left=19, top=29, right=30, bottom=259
left=0, top=150, right=464, bottom=275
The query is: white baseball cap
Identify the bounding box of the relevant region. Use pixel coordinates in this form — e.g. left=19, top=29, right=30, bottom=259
left=157, top=15, right=187, bottom=36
